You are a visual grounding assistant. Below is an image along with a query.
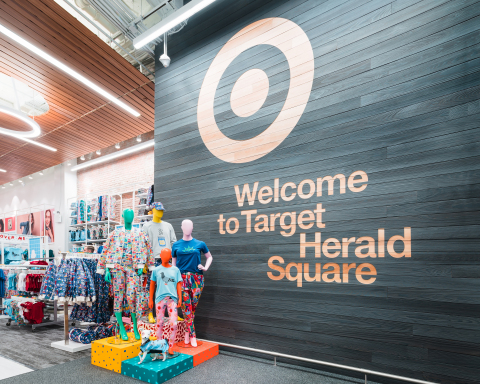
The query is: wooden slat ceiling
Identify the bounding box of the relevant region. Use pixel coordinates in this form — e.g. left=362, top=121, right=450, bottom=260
left=0, top=0, right=155, bottom=184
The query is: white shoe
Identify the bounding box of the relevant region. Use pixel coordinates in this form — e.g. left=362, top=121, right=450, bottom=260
left=184, top=332, right=190, bottom=344
left=191, top=337, right=197, bottom=347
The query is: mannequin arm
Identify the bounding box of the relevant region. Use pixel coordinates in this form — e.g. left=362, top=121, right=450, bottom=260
left=105, top=268, right=112, bottom=283
left=176, top=282, right=182, bottom=308
left=172, top=257, right=176, bottom=267
left=149, top=281, right=156, bottom=309
left=198, top=252, right=213, bottom=271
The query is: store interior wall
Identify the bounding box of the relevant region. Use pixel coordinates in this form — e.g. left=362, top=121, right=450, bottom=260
left=152, top=0, right=480, bottom=383
left=76, top=147, right=154, bottom=214
left=0, top=162, right=77, bottom=252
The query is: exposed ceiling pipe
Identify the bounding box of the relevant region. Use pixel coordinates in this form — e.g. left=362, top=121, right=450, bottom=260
left=74, top=0, right=118, bottom=34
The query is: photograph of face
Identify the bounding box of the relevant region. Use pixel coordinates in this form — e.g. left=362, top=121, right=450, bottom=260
left=44, top=209, right=54, bottom=243
left=0, top=219, right=4, bottom=233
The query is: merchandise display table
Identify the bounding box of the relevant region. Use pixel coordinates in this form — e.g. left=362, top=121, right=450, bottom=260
left=91, top=333, right=141, bottom=373
left=173, top=341, right=219, bottom=366
left=121, top=353, right=193, bottom=384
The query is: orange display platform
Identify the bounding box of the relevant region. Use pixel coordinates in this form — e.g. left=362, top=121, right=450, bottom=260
left=173, top=340, right=219, bottom=367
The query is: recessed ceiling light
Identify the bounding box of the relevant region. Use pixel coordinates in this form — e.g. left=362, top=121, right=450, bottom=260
left=67, top=162, right=71, bottom=166
left=39, top=172, right=43, bottom=175
left=80, top=155, right=85, bottom=161
left=9, top=183, right=13, bottom=186
left=1, top=186, right=5, bottom=189
left=28, top=176, right=33, bottom=179
left=96, top=150, right=101, bottom=155
left=133, top=0, right=218, bottom=49
left=18, top=180, right=22, bottom=183
left=0, top=23, right=140, bottom=117
left=136, top=135, right=142, bottom=142
left=115, top=143, right=120, bottom=149
left=0, top=168, right=6, bottom=173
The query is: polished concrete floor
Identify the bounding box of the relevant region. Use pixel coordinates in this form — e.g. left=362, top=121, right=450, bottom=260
left=0, top=322, right=373, bottom=384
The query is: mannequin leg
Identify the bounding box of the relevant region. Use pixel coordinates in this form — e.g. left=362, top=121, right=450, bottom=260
left=181, top=273, right=204, bottom=346
left=112, top=269, right=129, bottom=341
left=114, top=312, right=128, bottom=341
left=155, top=299, right=167, bottom=341
left=166, top=299, right=178, bottom=354
left=131, top=313, right=140, bottom=340
left=125, top=268, right=141, bottom=340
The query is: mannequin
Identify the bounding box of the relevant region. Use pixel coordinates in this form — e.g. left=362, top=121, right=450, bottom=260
left=172, top=219, right=212, bottom=347
left=97, top=209, right=154, bottom=340
left=149, top=248, right=182, bottom=355
left=142, top=202, right=177, bottom=323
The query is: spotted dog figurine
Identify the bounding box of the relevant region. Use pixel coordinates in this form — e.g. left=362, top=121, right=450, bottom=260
left=138, top=329, right=169, bottom=364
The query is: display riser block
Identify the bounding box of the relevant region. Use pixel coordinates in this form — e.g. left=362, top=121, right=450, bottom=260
left=121, top=353, right=193, bottom=384
left=173, top=341, right=219, bottom=366
left=91, top=333, right=141, bottom=373
left=51, top=340, right=91, bottom=352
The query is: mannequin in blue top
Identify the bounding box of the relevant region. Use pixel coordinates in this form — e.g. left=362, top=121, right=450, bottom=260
left=172, top=219, right=212, bottom=348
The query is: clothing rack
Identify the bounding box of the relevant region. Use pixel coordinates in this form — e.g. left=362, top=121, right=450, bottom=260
left=4, top=296, right=62, bottom=331
left=58, top=251, right=100, bottom=346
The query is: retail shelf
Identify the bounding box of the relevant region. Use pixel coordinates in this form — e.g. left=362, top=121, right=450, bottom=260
left=70, top=239, right=107, bottom=244
left=135, top=204, right=147, bottom=208
left=85, top=220, right=120, bottom=225
left=69, top=223, right=85, bottom=228
left=136, top=215, right=152, bottom=219
left=136, top=193, right=148, bottom=197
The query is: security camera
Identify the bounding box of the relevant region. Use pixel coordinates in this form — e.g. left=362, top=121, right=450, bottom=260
left=159, top=53, right=171, bottom=68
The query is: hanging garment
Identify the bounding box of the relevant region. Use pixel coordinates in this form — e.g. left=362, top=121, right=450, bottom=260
left=25, top=274, right=43, bottom=292
left=7, top=272, right=17, bottom=290
left=147, top=184, right=154, bottom=207
left=70, top=259, right=111, bottom=324
left=0, top=269, right=6, bottom=298
left=17, top=272, right=27, bottom=292
left=38, top=263, right=57, bottom=300
left=97, top=228, right=154, bottom=274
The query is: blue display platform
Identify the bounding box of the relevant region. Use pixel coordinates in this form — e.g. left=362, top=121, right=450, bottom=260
left=121, top=353, right=193, bottom=383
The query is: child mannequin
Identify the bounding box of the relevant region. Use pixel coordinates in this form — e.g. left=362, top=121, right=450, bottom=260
left=149, top=248, right=182, bottom=355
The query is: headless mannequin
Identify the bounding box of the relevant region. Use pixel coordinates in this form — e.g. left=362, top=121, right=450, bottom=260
left=105, top=209, right=143, bottom=340
left=172, top=219, right=212, bottom=347
left=149, top=248, right=182, bottom=355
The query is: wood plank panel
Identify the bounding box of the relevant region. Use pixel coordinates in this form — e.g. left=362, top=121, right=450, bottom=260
left=0, top=0, right=154, bottom=184
left=153, top=0, right=480, bottom=382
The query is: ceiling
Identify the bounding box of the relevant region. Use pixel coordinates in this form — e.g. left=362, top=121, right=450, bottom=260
left=0, top=0, right=155, bottom=184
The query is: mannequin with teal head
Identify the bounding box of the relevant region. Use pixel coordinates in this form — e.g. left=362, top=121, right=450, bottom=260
left=105, top=208, right=143, bottom=341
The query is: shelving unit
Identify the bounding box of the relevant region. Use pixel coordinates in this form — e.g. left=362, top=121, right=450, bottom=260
left=132, top=185, right=153, bottom=228
left=67, top=192, right=122, bottom=252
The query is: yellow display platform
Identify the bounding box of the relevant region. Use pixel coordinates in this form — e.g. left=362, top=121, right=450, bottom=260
left=91, top=333, right=141, bottom=373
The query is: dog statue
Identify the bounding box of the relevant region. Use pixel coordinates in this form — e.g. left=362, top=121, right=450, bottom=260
left=138, top=329, right=169, bottom=364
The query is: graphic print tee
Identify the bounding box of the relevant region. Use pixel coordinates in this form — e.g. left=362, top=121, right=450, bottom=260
left=151, top=265, right=182, bottom=303
left=172, top=238, right=209, bottom=275
left=142, top=221, right=177, bottom=258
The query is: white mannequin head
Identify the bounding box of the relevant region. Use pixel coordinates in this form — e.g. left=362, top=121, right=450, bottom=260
left=181, top=219, right=193, bottom=237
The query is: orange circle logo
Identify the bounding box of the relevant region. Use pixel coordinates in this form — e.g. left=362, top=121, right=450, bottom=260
left=197, top=18, right=314, bottom=163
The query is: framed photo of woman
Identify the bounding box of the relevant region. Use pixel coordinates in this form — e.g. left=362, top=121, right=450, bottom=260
left=44, top=209, right=55, bottom=243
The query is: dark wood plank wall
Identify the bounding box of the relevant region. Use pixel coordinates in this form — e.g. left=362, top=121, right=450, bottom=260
left=154, top=0, right=480, bottom=382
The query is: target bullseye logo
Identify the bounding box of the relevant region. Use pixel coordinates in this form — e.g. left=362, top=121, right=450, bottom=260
left=197, top=18, right=315, bottom=163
